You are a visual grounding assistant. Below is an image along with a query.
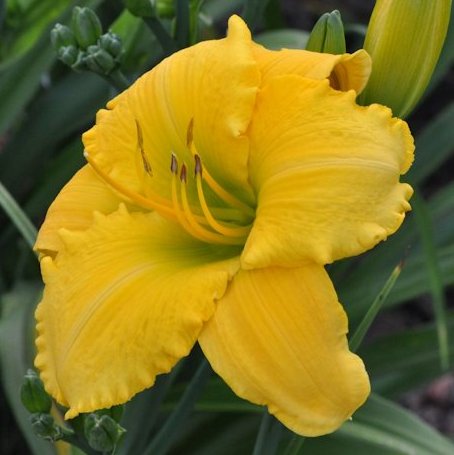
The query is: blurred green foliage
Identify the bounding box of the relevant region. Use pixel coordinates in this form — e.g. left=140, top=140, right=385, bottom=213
left=0, top=0, right=453, bottom=454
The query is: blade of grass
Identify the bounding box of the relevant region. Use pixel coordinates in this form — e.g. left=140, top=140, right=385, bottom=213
left=252, top=412, right=284, bottom=455
left=0, top=180, right=37, bottom=251
left=411, top=190, right=449, bottom=371
left=349, top=263, right=402, bottom=352
left=143, top=359, right=211, bottom=455
left=175, top=0, right=190, bottom=47
left=283, top=434, right=305, bottom=455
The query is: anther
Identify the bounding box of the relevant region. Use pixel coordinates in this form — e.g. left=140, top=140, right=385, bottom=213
left=194, top=154, right=202, bottom=177
left=170, top=153, right=178, bottom=174
left=136, top=120, right=152, bottom=175
left=180, top=164, right=187, bottom=183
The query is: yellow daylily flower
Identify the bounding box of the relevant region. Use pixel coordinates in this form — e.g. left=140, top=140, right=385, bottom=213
left=34, top=15, right=414, bottom=437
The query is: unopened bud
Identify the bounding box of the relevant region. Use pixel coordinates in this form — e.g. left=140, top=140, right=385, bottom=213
left=85, top=46, right=116, bottom=74
left=359, top=0, right=451, bottom=117
left=57, top=45, right=79, bottom=66
left=84, top=413, right=126, bottom=452
left=306, top=10, right=346, bottom=55
left=21, top=370, right=52, bottom=414
left=153, top=0, right=175, bottom=18
left=98, top=32, right=123, bottom=58
left=30, top=413, right=63, bottom=441
left=71, top=6, right=103, bottom=49
left=50, top=24, right=77, bottom=50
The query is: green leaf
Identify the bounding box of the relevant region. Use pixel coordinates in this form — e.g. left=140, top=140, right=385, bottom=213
left=303, top=394, right=454, bottom=455
left=241, top=0, right=272, bottom=32
left=143, top=360, right=212, bottom=455
left=361, top=312, right=454, bottom=397
left=0, top=282, right=56, bottom=455
left=349, top=262, right=402, bottom=352
left=408, top=191, right=449, bottom=371
left=0, top=180, right=37, bottom=250
left=407, top=103, right=454, bottom=185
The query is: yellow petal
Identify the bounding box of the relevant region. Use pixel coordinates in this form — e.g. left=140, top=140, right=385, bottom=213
left=242, top=75, right=414, bottom=268
left=35, top=207, right=240, bottom=418
left=83, top=15, right=259, bottom=211
left=253, top=44, right=371, bottom=93
left=35, top=165, right=123, bottom=255
left=199, top=266, right=370, bottom=436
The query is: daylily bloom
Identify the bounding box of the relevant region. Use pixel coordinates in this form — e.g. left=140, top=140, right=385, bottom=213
left=34, top=15, right=414, bottom=436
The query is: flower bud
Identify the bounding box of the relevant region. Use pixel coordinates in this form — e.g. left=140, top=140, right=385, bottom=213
left=71, top=6, right=103, bottom=49
left=98, top=32, right=123, bottom=58
left=29, top=413, right=63, bottom=441
left=50, top=23, right=77, bottom=50
left=85, top=45, right=116, bottom=74
left=57, top=45, right=79, bottom=67
left=21, top=369, right=52, bottom=414
left=152, top=0, right=175, bottom=18
left=306, top=10, right=346, bottom=55
left=359, top=0, right=451, bottom=118
left=84, top=413, right=126, bottom=452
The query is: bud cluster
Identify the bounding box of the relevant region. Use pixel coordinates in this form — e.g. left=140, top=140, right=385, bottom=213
left=51, top=7, right=124, bottom=76
left=21, top=370, right=126, bottom=453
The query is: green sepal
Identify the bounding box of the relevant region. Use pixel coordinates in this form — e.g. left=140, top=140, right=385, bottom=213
left=306, top=10, right=346, bottom=54
left=20, top=369, right=52, bottom=414
left=71, top=6, right=103, bottom=49
left=84, top=413, right=126, bottom=452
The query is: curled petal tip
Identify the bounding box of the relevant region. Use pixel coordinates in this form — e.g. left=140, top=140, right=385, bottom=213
left=227, top=15, right=251, bottom=41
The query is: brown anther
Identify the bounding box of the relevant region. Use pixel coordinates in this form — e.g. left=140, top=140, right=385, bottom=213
left=180, top=164, right=187, bottom=183
left=170, top=153, right=178, bottom=174
left=186, top=118, right=194, bottom=147
left=136, top=120, right=152, bottom=175
left=194, top=154, right=202, bottom=177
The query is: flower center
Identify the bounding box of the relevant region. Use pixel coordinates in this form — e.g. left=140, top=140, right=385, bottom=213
left=85, top=119, right=254, bottom=246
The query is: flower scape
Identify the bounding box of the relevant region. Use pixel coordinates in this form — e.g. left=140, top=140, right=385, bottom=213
left=34, top=15, right=414, bottom=437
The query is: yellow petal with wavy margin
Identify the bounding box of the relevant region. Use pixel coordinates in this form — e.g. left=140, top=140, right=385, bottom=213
left=199, top=266, right=370, bottom=436
left=83, top=15, right=259, bottom=210
left=242, top=76, right=414, bottom=268
left=35, top=165, right=124, bottom=255
left=35, top=207, right=240, bottom=418
left=253, top=44, right=371, bottom=93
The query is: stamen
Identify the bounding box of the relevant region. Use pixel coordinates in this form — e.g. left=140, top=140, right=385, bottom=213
left=186, top=119, right=254, bottom=217
left=136, top=120, right=152, bottom=176
left=179, top=165, right=244, bottom=246
left=85, top=151, right=177, bottom=219
left=194, top=162, right=251, bottom=238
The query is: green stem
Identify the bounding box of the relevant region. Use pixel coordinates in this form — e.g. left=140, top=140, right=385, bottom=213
left=143, top=359, right=212, bottom=455
left=0, top=180, right=37, bottom=251
left=105, top=69, right=131, bottom=91
left=143, top=17, right=179, bottom=56
left=175, top=0, right=190, bottom=48
left=350, top=262, right=402, bottom=352
left=412, top=190, right=449, bottom=370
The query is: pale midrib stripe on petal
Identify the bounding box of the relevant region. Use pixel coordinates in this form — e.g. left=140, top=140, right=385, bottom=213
left=60, top=262, right=156, bottom=367
left=263, top=158, right=399, bottom=186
